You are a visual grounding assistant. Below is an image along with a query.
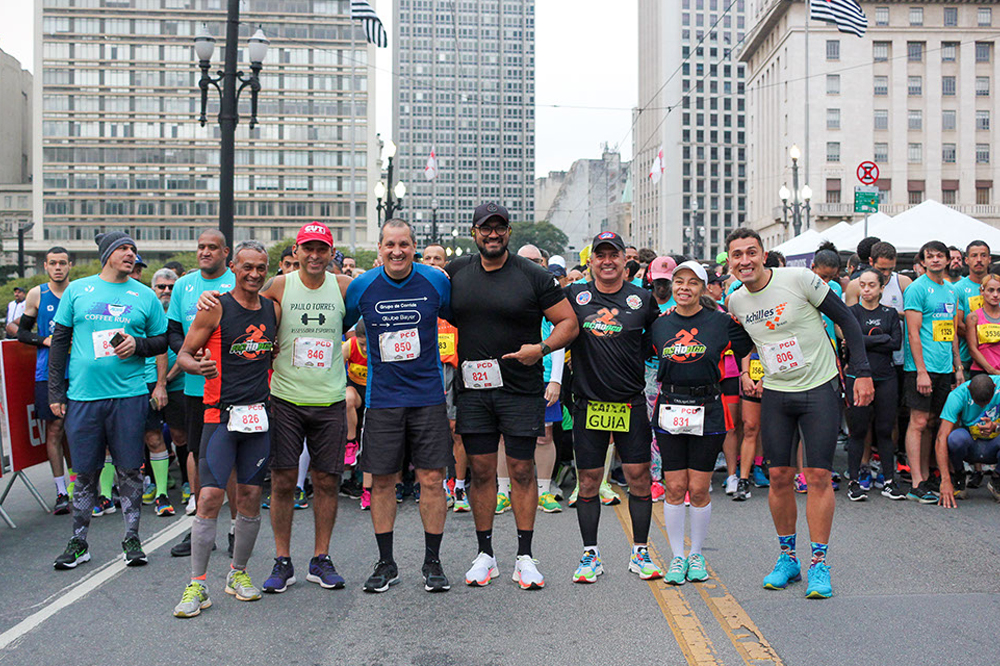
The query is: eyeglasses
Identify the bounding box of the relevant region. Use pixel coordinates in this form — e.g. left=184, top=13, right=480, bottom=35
left=476, top=224, right=509, bottom=237
left=154, top=284, right=174, bottom=291
left=529, top=257, right=544, bottom=265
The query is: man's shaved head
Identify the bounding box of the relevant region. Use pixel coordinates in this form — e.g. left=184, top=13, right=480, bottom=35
left=517, top=244, right=542, bottom=263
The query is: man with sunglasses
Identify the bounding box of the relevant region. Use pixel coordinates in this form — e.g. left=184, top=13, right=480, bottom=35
left=445, top=202, right=578, bottom=590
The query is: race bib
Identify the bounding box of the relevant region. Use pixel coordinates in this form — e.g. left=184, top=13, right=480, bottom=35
left=585, top=401, right=630, bottom=432
left=968, top=295, right=984, bottom=312
left=292, top=337, right=334, bottom=369
left=379, top=328, right=420, bottom=362
left=658, top=404, right=705, bottom=436
left=970, top=418, right=1000, bottom=440
left=978, top=323, right=1000, bottom=345
left=759, top=337, right=806, bottom=375
left=438, top=333, right=456, bottom=359
left=348, top=362, right=368, bottom=384
left=461, top=359, right=503, bottom=389
left=932, top=319, right=955, bottom=342
left=93, top=328, right=125, bottom=359
left=228, top=403, right=268, bottom=433
left=748, top=359, right=765, bottom=382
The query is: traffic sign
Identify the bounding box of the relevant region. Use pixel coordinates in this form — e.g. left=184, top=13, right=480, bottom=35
left=857, top=161, right=879, bottom=185
left=854, top=185, right=880, bottom=214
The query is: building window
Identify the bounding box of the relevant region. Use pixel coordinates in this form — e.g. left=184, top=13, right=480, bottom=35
left=874, top=75, right=889, bottom=96
left=977, top=76, right=991, bottom=96
left=826, top=40, right=840, bottom=60
left=907, top=76, right=922, bottom=96
left=875, top=6, right=889, bottom=25
left=944, top=6, right=958, bottom=27
left=943, top=110, right=957, bottom=130
left=942, top=143, right=957, bottom=163
left=943, top=189, right=958, bottom=205
left=826, top=74, right=840, bottom=94
left=942, top=42, right=958, bottom=62
left=977, top=143, right=991, bottom=164
left=977, top=186, right=992, bottom=205
left=977, top=110, right=991, bottom=131
left=908, top=143, right=922, bottom=164
left=908, top=110, right=923, bottom=130
left=827, top=189, right=842, bottom=204
left=827, top=108, right=841, bottom=130
left=976, top=42, right=992, bottom=63
left=909, top=6, right=923, bottom=25
left=827, top=141, right=841, bottom=162
left=979, top=8, right=992, bottom=26
left=873, top=41, right=890, bottom=61
left=874, top=109, right=889, bottom=130
left=907, top=42, right=924, bottom=62
left=942, top=76, right=956, bottom=96
left=909, top=189, right=924, bottom=205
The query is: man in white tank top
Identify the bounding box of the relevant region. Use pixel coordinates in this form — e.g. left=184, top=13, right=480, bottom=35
left=845, top=242, right=912, bottom=368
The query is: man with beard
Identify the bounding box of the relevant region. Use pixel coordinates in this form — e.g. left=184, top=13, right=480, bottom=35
left=955, top=241, right=992, bottom=376
left=946, top=246, right=964, bottom=284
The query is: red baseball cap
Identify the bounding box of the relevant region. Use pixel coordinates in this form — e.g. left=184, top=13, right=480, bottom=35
left=296, top=222, right=333, bottom=247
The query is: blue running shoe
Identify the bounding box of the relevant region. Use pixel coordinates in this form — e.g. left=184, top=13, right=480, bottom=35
left=763, top=553, right=802, bottom=590
left=751, top=465, right=770, bottom=488
left=873, top=473, right=886, bottom=490
left=261, top=493, right=270, bottom=510
left=307, top=555, right=346, bottom=589
left=262, top=557, right=296, bottom=593
left=806, top=562, right=833, bottom=599
left=858, top=465, right=872, bottom=491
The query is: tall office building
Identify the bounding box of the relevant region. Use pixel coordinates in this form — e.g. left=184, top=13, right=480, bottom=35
left=633, top=0, right=748, bottom=259
left=0, top=48, right=33, bottom=269
left=34, top=0, right=377, bottom=262
left=742, top=0, right=1000, bottom=247
left=393, top=0, right=535, bottom=245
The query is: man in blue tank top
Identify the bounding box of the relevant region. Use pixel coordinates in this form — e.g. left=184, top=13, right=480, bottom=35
left=17, top=246, right=73, bottom=515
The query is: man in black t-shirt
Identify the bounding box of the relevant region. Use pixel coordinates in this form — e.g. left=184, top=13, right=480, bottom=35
left=564, top=231, right=663, bottom=584
left=445, top=202, right=578, bottom=590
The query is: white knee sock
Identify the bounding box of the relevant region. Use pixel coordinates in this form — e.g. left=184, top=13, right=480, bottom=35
left=663, top=501, right=686, bottom=559
left=689, top=503, right=712, bottom=556
left=537, top=478, right=550, bottom=496
left=498, top=477, right=511, bottom=495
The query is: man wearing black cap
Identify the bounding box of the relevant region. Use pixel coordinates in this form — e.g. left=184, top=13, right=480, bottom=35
left=48, top=231, right=168, bottom=569
left=445, top=202, right=579, bottom=590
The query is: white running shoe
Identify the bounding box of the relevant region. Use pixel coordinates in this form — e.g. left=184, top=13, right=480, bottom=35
left=725, top=475, right=739, bottom=495
left=185, top=495, right=197, bottom=516
left=512, top=555, right=545, bottom=590
left=714, top=453, right=727, bottom=472
left=464, top=552, right=499, bottom=586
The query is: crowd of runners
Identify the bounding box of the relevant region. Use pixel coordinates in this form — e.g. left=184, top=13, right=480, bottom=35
left=13, top=200, right=1000, bottom=616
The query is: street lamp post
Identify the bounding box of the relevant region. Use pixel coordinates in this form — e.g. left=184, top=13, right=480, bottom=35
left=17, top=222, right=34, bottom=278
left=374, top=141, right=407, bottom=223
left=779, top=145, right=812, bottom=240
left=194, top=6, right=269, bottom=249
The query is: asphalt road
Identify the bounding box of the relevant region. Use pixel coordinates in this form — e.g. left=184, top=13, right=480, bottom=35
left=1, top=451, right=999, bottom=666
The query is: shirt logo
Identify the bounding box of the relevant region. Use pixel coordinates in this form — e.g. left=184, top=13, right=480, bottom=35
left=576, top=291, right=592, bottom=306
left=46, top=305, right=54, bottom=312
left=626, top=294, right=642, bottom=310
left=582, top=308, right=623, bottom=337
left=661, top=328, right=708, bottom=363
left=301, top=313, right=327, bottom=326
left=743, top=302, right=788, bottom=330
left=87, top=302, right=133, bottom=318
left=230, top=324, right=274, bottom=359
left=126, top=290, right=139, bottom=297
left=186, top=284, right=194, bottom=292
left=85, top=285, right=95, bottom=293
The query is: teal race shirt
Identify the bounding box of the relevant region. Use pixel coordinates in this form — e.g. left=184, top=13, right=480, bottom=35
left=821, top=279, right=843, bottom=343
left=144, top=348, right=183, bottom=393
left=954, top=276, right=984, bottom=364
left=54, top=275, right=168, bottom=401
left=903, top=275, right=958, bottom=374
left=166, top=269, right=235, bottom=397
left=940, top=375, right=1000, bottom=438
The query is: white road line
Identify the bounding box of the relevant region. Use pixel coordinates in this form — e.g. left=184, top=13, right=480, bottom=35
left=0, top=515, right=193, bottom=651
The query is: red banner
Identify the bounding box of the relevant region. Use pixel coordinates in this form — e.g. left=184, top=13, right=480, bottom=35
left=0, top=340, right=47, bottom=472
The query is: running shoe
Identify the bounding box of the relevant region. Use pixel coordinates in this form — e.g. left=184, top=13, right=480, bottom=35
left=550, top=481, right=565, bottom=501
left=308, top=555, right=346, bottom=589
left=173, top=581, right=211, bottom=618
left=92, top=495, right=115, bottom=517
left=683, top=491, right=691, bottom=507
left=858, top=465, right=872, bottom=491
left=628, top=547, right=664, bottom=580
left=686, top=553, right=709, bottom=582
left=610, top=466, right=627, bottom=487
left=831, top=472, right=841, bottom=491
left=422, top=559, right=451, bottom=592
left=340, top=477, right=363, bottom=499
left=733, top=478, right=751, bottom=502
left=664, top=556, right=687, bottom=585
left=294, top=487, right=309, bottom=510
left=752, top=465, right=770, bottom=488
left=906, top=481, right=938, bottom=504
left=495, top=492, right=511, bottom=514
left=847, top=480, right=868, bottom=502
left=53, top=493, right=71, bottom=515
left=154, top=494, right=175, bottom=516
left=599, top=482, right=620, bottom=506
left=344, top=439, right=360, bottom=466
left=794, top=474, right=808, bottom=493
left=181, top=482, right=191, bottom=503
left=651, top=480, right=666, bottom=502
left=870, top=453, right=882, bottom=476
left=573, top=549, right=603, bottom=583
left=445, top=481, right=455, bottom=508
left=413, top=482, right=421, bottom=503
left=54, top=537, right=90, bottom=569
left=67, top=476, right=75, bottom=499
left=724, top=474, right=739, bottom=496
left=805, top=562, right=833, bottom=599
left=226, top=568, right=262, bottom=601
left=261, top=492, right=271, bottom=509
left=763, top=553, right=801, bottom=590
left=395, top=483, right=404, bottom=503
left=465, top=552, right=499, bottom=586
left=538, top=492, right=562, bottom=513
left=122, top=536, right=148, bottom=566
left=263, top=557, right=296, bottom=593
left=360, top=488, right=371, bottom=510
left=714, top=452, right=728, bottom=472
left=968, top=470, right=985, bottom=489
left=881, top=479, right=906, bottom=500
left=171, top=532, right=192, bottom=557
left=952, top=472, right=968, bottom=500
left=453, top=486, right=470, bottom=512
left=567, top=484, right=579, bottom=507
left=142, top=479, right=156, bottom=505
left=512, top=555, right=545, bottom=590
left=988, top=474, right=1000, bottom=502
left=873, top=473, right=886, bottom=490
left=186, top=494, right=197, bottom=516
left=363, top=559, right=400, bottom=593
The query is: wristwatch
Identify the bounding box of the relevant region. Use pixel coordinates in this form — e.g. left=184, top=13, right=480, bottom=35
left=539, top=341, right=552, bottom=356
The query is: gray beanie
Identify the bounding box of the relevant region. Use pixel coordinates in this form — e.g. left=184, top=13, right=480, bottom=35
left=96, top=231, right=136, bottom=265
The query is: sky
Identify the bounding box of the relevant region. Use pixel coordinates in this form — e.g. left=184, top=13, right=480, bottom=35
left=0, top=0, right=638, bottom=177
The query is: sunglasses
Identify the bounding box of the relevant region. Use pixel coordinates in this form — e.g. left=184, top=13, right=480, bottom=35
left=154, top=284, right=174, bottom=291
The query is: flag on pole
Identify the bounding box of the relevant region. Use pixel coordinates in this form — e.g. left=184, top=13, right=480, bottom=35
left=424, top=148, right=438, bottom=180
left=649, top=145, right=665, bottom=185
left=350, top=0, right=388, bottom=48
left=810, top=0, right=867, bottom=38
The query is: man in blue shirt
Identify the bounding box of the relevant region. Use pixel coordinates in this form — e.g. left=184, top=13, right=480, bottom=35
left=49, top=231, right=168, bottom=569
left=345, top=219, right=454, bottom=594
left=936, top=374, right=1000, bottom=508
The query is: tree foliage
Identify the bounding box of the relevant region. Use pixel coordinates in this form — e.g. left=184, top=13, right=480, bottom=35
left=508, top=221, right=569, bottom=257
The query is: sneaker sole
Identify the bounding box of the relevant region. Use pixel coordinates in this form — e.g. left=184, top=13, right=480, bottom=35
left=173, top=599, right=212, bottom=618
left=452, top=506, right=470, bottom=513
left=687, top=572, right=709, bottom=582
left=262, top=576, right=296, bottom=593
left=156, top=508, right=176, bottom=516
left=907, top=495, right=938, bottom=504
left=572, top=568, right=603, bottom=584
left=732, top=493, right=750, bottom=502
left=628, top=562, right=663, bottom=580
left=424, top=581, right=451, bottom=592
left=538, top=506, right=562, bottom=513
left=465, top=567, right=499, bottom=586
left=225, top=586, right=262, bottom=601
left=763, top=574, right=801, bottom=590
left=124, top=554, right=149, bottom=567
left=806, top=589, right=833, bottom=599
left=53, top=507, right=71, bottom=516
left=599, top=498, right=621, bottom=506
left=513, top=575, right=545, bottom=590
left=54, top=552, right=91, bottom=569
left=495, top=506, right=510, bottom=514
left=142, top=498, right=155, bottom=505
left=881, top=492, right=906, bottom=500
left=306, top=573, right=345, bottom=589
left=664, top=577, right=686, bottom=586
left=847, top=494, right=867, bottom=502
left=362, top=576, right=400, bottom=593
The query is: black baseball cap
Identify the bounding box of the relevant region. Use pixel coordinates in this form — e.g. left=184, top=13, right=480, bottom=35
left=708, top=272, right=725, bottom=285
left=472, top=201, right=510, bottom=227
left=591, top=231, right=626, bottom=253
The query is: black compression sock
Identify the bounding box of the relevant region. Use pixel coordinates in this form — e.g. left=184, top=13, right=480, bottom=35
left=576, top=494, right=600, bottom=547
left=516, top=529, right=534, bottom=557
left=476, top=529, right=493, bottom=556
left=375, top=531, right=394, bottom=563
left=628, top=493, right=653, bottom=545
left=424, top=531, right=443, bottom=563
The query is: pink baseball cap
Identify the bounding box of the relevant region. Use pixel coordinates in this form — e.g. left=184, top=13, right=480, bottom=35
left=296, top=222, right=334, bottom=247
left=648, top=256, right=677, bottom=281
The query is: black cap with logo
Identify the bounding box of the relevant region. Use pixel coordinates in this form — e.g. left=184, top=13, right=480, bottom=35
left=472, top=201, right=510, bottom=227
left=591, top=231, right=626, bottom=253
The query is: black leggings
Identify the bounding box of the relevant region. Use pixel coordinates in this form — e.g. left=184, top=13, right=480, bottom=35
left=846, top=376, right=898, bottom=480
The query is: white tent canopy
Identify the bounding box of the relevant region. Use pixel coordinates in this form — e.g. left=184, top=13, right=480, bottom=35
left=832, top=212, right=893, bottom=254
left=870, top=200, right=1000, bottom=253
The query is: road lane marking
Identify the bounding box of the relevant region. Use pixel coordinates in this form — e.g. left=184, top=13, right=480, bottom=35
left=0, top=515, right=193, bottom=651
left=611, top=497, right=721, bottom=665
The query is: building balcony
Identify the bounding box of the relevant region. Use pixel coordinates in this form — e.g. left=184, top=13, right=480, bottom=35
left=771, top=202, right=1000, bottom=222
